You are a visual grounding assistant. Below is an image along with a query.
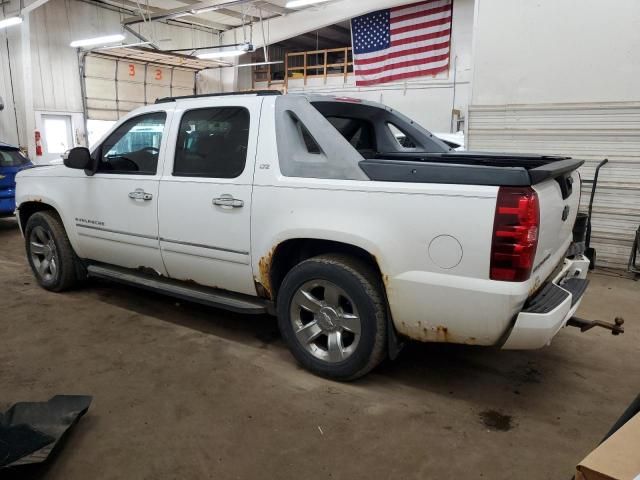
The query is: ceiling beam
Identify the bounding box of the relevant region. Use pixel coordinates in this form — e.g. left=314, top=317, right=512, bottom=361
left=173, top=0, right=260, bottom=22
left=254, top=1, right=292, bottom=16
left=22, top=0, right=51, bottom=13
left=123, top=24, right=160, bottom=49
left=325, top=24, right=350, bottom=36
left=179, top=15, right=231, bottom=30
left=222, top=0, right=414, bottom=48
left=97, top=0, right=166, bottom=17
left=216, top=7, right=259, bottom=22
left=93, top=0, right=229, bottom=31
left=122, top=0, right=254, bottom=26
left=297, top=32, right=345, bottom=48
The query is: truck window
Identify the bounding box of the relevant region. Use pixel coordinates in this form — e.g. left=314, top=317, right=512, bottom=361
left=387, top=123, right=417, bottom=149
left=326, top=116, right=376, bottom=156
left=173, top=107, right=250, bottom=178
left=96, top=112, right=166, bottom=175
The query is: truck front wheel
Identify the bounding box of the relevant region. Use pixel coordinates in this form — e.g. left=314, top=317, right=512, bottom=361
left=25, top=211, right=80, bottom=292
left=277, top=254, right=388, bottom=381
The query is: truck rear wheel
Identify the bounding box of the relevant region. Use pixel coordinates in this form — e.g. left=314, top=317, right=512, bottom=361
left=25, top=211, right=80, bottom=292
left=277, top=254, right=387, bottom=381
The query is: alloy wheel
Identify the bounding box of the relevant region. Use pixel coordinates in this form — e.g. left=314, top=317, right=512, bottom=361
left=289, top=279, right=362, bottom=363
left=29, top=226, right=59, bottom=283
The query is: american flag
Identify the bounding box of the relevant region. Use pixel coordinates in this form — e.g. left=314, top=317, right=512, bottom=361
left=351, top=0, right=453, bottom=86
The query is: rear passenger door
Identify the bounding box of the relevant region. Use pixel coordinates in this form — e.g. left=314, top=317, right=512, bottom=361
left=157, top=98, right=261, bottom=295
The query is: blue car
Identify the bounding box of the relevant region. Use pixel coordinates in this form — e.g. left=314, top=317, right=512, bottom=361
left=0, top=142, right=33, bottom=217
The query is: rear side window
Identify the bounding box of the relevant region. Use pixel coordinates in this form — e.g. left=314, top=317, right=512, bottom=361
left=387, top=123, right=417, bottom=149
left=0, top=149, right=29, bottom=167
left=326, top=116, right=376, bottom=152
left=174, top=107, right=250, bottom=178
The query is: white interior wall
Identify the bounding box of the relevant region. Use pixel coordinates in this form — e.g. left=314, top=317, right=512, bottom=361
left=0, top=1, right=25, bottom=146
left=468, top=0, right=640, bottom=268
left=236, top=53, right=253, bottom=91
left=197, top=52, right=262, bottom=94
left=470, top=0, right=640, bottom=105
left=196, top=69, right=224, bottom=93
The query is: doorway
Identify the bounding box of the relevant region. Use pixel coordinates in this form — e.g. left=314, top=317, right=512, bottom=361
left=42, top=114, right=73, bottom=163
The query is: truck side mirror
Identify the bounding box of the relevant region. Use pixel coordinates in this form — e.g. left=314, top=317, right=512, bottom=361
left=63, top=147, right=92, bottom=170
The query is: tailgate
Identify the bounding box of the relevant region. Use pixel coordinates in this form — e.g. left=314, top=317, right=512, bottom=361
left=532, top=170, right=581, bottom=278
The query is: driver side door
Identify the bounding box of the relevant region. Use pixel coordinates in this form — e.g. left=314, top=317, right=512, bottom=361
left=70, top=110, right=171, bottom=275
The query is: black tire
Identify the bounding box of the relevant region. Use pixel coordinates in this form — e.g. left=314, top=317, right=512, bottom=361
left=24, top=211, right=80, bottom=292
left=277, top=254, right=387, bottom=381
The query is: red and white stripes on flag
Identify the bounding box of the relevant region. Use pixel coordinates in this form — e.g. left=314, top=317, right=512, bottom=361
left=351, top=0, right=453, bottom=87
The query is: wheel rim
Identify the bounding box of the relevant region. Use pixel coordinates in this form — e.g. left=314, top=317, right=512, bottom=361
left=289, top=279, right=362, bottom=363
left=29, top=226, right=59, bottom=283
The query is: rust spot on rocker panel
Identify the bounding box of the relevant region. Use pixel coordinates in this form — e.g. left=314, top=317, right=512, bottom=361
left=436, top=325, right=449, bottom=342
left=255, top=247, right=275, bottom=299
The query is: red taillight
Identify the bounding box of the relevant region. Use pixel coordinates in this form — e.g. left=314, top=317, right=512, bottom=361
left=490, top=187, right=540, bottom=282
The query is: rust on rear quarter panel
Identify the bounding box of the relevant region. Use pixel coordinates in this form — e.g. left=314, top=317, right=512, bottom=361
left=383, top=272, right=477, bottom=345
left=400, top=321, right=479, bottom=344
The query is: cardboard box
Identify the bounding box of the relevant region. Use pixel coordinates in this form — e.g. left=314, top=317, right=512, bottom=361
left=576, top=412, right=640, bottom=480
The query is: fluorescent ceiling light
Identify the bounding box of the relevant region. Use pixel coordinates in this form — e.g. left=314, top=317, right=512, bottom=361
left=197, top=49, right=246, bottom=59
left=196, top=43, right=253, bottom=59
left=285, top=0, right=331, bottom=8
left=94, top=41, right=153, bottom=51
left=191, top=6, right=219, bottom=14
left=0, top=17, right=22, bottom=29
left=70, top=34, right=126, bottom=48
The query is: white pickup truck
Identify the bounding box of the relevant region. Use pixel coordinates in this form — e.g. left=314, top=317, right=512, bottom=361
left=16, top=92, right=604, bottom=380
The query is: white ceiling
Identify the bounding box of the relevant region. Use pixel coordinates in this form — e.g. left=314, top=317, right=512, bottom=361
left=98, top=0, right=335, bottom=32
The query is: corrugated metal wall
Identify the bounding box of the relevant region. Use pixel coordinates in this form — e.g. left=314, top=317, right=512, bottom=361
left=468, top=102, right=640, bottom=268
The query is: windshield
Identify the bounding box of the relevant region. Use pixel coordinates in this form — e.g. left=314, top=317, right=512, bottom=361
left=0, top=149, right=30, bottom=167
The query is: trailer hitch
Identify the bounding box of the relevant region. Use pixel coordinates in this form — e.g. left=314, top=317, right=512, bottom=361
left=567, top=316, right=625, bottom=335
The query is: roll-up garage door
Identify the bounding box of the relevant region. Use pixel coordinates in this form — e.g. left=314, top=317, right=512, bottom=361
left=83, top=54, right=196, bottom=121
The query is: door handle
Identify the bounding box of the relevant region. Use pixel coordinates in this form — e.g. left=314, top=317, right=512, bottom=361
left=128, top=188, right=153, bottom=201
left=213, top=194, right=244, bottom=209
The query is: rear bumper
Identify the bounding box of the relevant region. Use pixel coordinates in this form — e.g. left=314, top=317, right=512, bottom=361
left=501, top=255, right=590, bottom=349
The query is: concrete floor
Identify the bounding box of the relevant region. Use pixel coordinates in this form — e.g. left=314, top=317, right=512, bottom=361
left=1, top=217, right=638, bottom=480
